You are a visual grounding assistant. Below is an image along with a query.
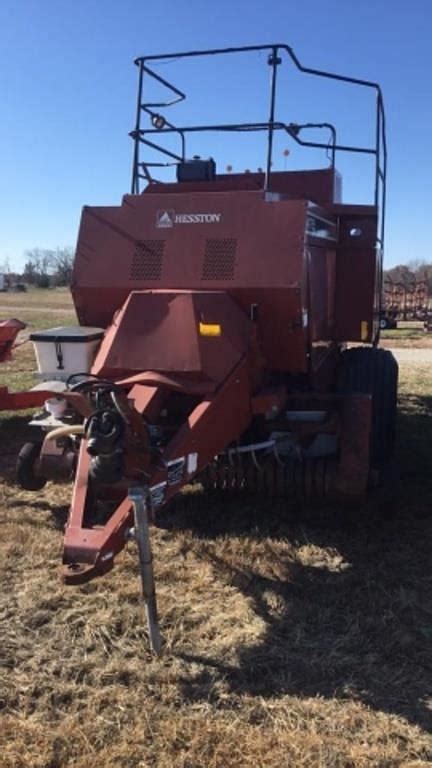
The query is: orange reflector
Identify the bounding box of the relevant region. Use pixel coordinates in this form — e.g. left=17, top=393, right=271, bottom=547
left=199, top=322, right=221, bottom=337
left=361, top=320, right=368, bottom=341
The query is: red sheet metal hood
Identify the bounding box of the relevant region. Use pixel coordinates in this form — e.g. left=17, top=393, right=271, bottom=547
left=92, top=290, right=254, bottom=390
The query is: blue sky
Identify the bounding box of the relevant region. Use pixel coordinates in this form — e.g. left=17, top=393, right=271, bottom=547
left=0, top=0, right=430, bottom=270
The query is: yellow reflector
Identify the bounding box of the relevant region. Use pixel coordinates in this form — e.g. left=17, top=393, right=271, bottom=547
left=361, top=320, right=368, bottom=341
left=199, top=322, right=221, bottom=337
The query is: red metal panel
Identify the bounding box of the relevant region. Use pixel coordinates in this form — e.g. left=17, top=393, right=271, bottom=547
left=0, top=319, right=25, bottom=363
left=0, top=387, right=49, bottom=411
left=334, top=213, right=378, bottom=342
left=332, top=394, right=372, bottom=496
left=74, top=192, right=307, bottom=292
left=93, top=291, right=202, bottom=377
left=0, top=387, right=95, bottom=416
left=73, top=192, right=309, bottom=371
left=308, top=246, right=336, bottom=342
left=72, top=181, right=379, bottom=372
left=92, top=290, right=253, bottom=384
left=143, top=168, right=341, bottom=203
left=128, top=384, right=166, bottom=421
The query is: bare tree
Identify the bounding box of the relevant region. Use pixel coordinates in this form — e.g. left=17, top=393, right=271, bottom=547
left=0, top=257, right=11, bottom=274
left=22, top=247, right=74, bottom=287
left=50, top=248, right=74, bottom=286
left=23, top=248, right=54, bottom=287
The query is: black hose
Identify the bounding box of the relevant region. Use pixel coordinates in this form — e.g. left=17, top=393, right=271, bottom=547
left=67, top=374, right=124, bottom=394
left=66, top=372, right=103, bottom=387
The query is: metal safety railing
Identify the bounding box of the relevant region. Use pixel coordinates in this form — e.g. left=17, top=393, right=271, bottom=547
left=130, top=43, right=386, bottom=252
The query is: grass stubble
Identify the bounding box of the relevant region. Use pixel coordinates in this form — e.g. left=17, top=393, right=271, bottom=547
left=0, top=294, right=432, bottom=766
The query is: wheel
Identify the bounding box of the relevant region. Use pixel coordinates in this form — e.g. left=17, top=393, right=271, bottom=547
left=379, top=316, right=389, bottom=330
left=16, top=442, right=47, bottom=491
left=337, top=347, right=398, bottom=467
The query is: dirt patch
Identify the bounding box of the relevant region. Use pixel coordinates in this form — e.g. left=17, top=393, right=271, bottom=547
left=0, top=304, right=75, bottom=314
left=388, top=347, right=432, bottom=364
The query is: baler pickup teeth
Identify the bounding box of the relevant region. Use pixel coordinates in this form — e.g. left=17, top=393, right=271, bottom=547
left=201, top=457, right=333, bottom=498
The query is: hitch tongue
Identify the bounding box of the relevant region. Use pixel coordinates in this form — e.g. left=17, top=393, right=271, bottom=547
left=128, top=486, right=162, bottom=655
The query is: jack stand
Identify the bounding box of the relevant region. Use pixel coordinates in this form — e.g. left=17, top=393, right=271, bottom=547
left=128, top=486, right=162, bottom=655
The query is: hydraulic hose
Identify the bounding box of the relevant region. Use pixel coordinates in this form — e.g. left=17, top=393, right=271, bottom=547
left=45, top=425, right=85, bottom=441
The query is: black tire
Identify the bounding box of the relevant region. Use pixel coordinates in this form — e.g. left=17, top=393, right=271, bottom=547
left=379, top=317, right=389, bottom=330
left=337, top=347, right=398, bottom=467
left=16, top=442, right=47, bottom=491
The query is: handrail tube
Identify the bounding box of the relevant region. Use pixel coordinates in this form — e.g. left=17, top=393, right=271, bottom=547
left=130, top=41, right=386, bottom=263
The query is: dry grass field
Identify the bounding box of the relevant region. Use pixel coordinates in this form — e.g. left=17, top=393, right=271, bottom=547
left=1, top=292, right=432, bottom=767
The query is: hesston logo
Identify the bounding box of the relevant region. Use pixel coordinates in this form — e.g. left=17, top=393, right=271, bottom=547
left=156, top=210, right=175, bottom=228
left=156, top=210, right=222, bottom=228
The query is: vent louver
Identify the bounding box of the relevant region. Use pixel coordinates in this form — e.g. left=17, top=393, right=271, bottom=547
left=130, top=240, right=164, bottom=280
left=202, top=238, right=237, bottom=281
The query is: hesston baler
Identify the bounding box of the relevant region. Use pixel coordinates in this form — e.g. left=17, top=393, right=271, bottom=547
left=3, top=45, right=397, bottom=650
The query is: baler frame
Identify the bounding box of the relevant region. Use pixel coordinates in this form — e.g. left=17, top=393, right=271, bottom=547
left=8, top=44, right=398, bottom=654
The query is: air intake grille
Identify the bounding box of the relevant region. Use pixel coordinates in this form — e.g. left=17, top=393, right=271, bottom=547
left=130, top=240, right=164, bottom=280
left=202, top=238, right=237, bottom=280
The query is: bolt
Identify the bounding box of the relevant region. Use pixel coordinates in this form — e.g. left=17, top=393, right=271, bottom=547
left=125, top=526, right=136, bottom=541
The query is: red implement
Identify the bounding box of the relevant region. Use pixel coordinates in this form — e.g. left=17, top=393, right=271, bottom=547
left=0, top=319, right=25, bottom=363
left=9, top=46, right=397, bottom=609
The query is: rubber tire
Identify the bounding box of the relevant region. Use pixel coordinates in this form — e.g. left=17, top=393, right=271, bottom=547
left=379, top=317, right=389, bottom=330
left=16, top=442, right=47, bottom=491
left=337, top=347, right=398, bottom=468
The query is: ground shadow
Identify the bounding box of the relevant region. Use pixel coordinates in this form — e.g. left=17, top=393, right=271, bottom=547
left=0, top=414, right=36, bottom=482
left=4, top=498, right=69, bottom=530
left=1, top=391, right=432, bottom=731
left=160, top=397, right=432, bottom=732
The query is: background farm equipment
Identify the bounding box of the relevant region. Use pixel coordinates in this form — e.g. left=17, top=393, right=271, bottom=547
left=0, top=319, right=25, bottom=363
left=0, top=319, right=59, bottom=413
left=10, top=44, right=397, bottom=649
left=382, top=277, right=432, bottom=328
left=0, top=319, right=43, bottom=413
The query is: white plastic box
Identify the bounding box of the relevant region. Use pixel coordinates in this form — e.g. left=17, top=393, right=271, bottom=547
left=30, top=325, right=104, bottom=381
